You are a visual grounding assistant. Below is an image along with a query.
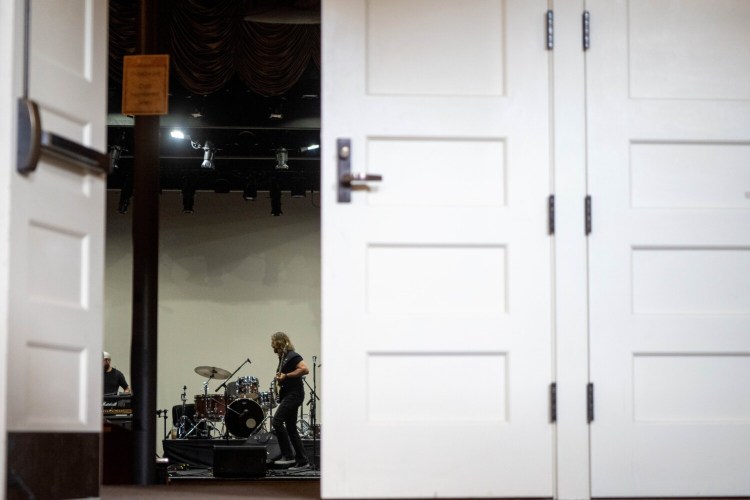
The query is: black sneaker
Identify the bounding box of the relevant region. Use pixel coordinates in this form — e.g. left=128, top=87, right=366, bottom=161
left=289, top=462, right=309, bottom=471
left=274, top=456, right=295, bottom=465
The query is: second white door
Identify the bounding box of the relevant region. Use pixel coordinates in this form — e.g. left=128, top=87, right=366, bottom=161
left=587, top=0, right=750, bottom=496
left=321, top=1, right=555, bottom=497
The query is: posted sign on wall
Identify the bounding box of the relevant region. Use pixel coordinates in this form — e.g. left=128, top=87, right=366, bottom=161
left=121, top=55, right=170, bottom=115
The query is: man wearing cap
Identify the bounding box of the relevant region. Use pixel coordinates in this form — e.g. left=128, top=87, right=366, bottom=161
left=103, top=351, right=131, bottom=395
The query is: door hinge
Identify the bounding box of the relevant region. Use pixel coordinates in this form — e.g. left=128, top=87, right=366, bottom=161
left=548, top=195, right=555, bottom=235
left=546, top=10, right=554, bottom=50
left=587, top=382, right=595, bottom=423
left=582, top=10, right=591, bottom=50
left=585, top=195, right=592, bottom=235
left=550, top=382, right=557, bottom=423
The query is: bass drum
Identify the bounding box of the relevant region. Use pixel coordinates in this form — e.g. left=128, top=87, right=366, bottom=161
left=225, top=398, right=265, bottom=438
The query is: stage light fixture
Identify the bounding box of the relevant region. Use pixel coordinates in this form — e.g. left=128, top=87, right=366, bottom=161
left=109, top=145, right=123, bottom=171
left=182, top=179, right=196, bottom=214
left=275, top=148, right=289, bottom=169
left=117, top=174, right=133, bottom=214
left=202, top=141, right=216, bottom=169
left=242, top=182, right=257, bottom=201
left=270, top=186, right=282, bottom=216
left=269, top=102, right=284, bottom=120
left=109, top=131, right=127, bottom=171
left=117, top=192, right=130, bottom=214
left=172, top=129, right=205, bottom=151
left=300, top=144, right=319, bottom=152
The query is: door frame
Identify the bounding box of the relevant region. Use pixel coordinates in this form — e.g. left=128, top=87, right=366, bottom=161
left=549, top=1, right=591, bottom=499
left=0, top=0, right=25, bottom=492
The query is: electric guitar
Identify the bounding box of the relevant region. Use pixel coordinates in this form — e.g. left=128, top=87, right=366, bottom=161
left=273, top=348, right=287, bottom=402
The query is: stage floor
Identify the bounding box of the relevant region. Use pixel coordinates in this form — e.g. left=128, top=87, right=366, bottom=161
left=163, top=434, right=320, bottom=481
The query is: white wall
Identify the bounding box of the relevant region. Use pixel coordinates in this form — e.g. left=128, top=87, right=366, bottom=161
left=105, top=190, right=321, bottom=453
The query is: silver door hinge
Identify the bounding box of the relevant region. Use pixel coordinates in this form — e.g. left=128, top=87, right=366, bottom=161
left=548, top=195, right=555, bottom=235
left=585, top=195, right=592, bottom=235
left=550, top=382, right=557, bottom=423
left=583, top=11, right=591, bottom=50
left=587, top=382, right=595, bottom=423
left=546, top=10, right=554, bottom=50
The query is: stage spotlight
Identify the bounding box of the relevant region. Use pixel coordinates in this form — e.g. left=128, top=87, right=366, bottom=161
left=202, top=141, right=216, bottom=169
left=117, top=192, right=130, bottom=214
left=182, top=179, right=196, bottom=214
left=275, top=147, right=289, bottom=169
left=117, top=170, right=133, bottom=214
left=270, top=186, right=282, bottom=216
left=269, top=102, right=284, bottom=120
left=117, top=177, right=132, bottom=214
left=109, top=145, right=123, bottom=171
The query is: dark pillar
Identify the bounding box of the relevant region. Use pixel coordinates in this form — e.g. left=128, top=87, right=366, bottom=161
left=131, top=0, right=160, bottom=485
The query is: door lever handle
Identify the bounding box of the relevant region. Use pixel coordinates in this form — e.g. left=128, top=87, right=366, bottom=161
left=16, top=98, right=110, bottom=175
left=340, top=172, right=383, bottom=184
left=337, top=138, right=383, bottom=203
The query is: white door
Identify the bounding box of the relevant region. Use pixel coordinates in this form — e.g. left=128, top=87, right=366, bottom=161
left=2, top=0, right=108, bottom=495
left=587, top=0, right=750, bottom=496
left=321, top=1, right=554, bottom=497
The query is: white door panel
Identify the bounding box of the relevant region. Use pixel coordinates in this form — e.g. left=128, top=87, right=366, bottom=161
left=322, top=0, right=554, bottom=497
left=7, top=0, right=107, bottom=433
left=587, top=0, right=750, bottom=496
left=29, top=0, right=108, bottom=146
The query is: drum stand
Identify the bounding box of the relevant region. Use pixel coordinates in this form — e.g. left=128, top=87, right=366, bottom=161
left=183, top=379, right=222, bottom=439
left=183, top=414, right=221, bottom=439
left=175, top=385, right=191, bottom=438
left=215, top=357, right=253, bottom=440
left=304, top=355, right=321, bottom=470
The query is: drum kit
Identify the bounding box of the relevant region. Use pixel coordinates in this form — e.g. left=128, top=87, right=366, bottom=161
left=175, top=363, right=278, bottom=439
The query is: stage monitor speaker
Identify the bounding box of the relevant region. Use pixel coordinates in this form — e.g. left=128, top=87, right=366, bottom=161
left=245, top=431, right=281, bottom=463
left=213, top=445, right=266, bottom=478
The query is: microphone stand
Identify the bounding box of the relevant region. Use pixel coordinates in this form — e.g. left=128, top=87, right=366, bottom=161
left=216, top=358, right=251, bottom=440
left=302, top=355, right=321, bottom=471
left=156, top=409, right=168, bottom=441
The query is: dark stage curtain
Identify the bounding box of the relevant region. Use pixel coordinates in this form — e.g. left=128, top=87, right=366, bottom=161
left=109, top=0, right=321, bottom=97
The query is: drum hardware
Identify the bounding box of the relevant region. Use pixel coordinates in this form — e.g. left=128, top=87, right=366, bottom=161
left=185, top=364, right=233, bottom=439
left=175, top=385, right=191, bottom=438
left=215, top=357, right=253, bottom=440
left=306, top=355, right=321, bottom=470
left=156, top=408, right=168, bottom=440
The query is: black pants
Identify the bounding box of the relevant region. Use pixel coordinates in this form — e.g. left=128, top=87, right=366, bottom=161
left=272, top=394, right=307, bottom=463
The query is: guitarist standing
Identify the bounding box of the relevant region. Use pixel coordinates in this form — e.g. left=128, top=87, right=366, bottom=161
left=271, top=331, right=310, bottom=469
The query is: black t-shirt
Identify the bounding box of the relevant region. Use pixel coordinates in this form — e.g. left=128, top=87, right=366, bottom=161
left=278, top=350, right=304, bottom=400
left=104, top=368, right=129, bottom=395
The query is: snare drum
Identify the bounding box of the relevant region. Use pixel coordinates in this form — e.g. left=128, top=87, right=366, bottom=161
left=194, top=394, right=230, bottom=420
left=237, top=376, right=260, bottom=399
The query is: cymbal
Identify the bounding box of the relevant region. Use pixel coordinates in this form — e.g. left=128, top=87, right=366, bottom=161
left=194, top=365, right=231, bottom=380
